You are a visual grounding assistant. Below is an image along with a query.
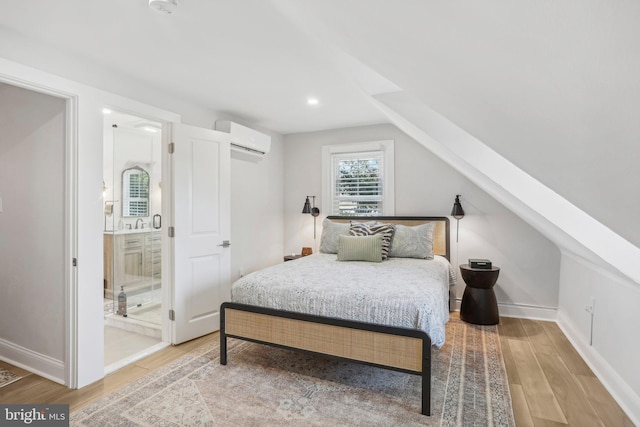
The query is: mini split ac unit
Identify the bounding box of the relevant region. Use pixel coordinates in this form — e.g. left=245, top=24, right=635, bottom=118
left=215, top=121, right=271, bottom=162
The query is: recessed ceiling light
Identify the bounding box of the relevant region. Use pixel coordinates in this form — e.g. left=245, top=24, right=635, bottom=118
left=307, top=97, right=319, bottom=106
left=102, top=108, right=112, bottom=114
left=149, top=0, right=178, bottom=14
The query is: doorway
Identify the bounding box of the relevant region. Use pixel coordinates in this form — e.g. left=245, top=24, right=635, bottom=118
left=102, top=110, right=166, bottom=372
left=0, top=82, right=69, bottom=383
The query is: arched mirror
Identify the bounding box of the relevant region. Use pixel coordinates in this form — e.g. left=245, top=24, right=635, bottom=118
left=122, top=166, right=150, bottom=217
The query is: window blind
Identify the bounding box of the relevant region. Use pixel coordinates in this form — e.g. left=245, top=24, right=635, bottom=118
left=123, top=172, right=149, bottom=216
left=331, top=151, right=383, bottom=216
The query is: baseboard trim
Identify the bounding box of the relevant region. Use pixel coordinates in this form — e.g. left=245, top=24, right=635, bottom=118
left=557, top=311, right=640, bottom=426
left=0, top=337, right=65, bottom=385
left=497, top=302, right=557, bottom=321
left=452, top=298, right=557, bottom=321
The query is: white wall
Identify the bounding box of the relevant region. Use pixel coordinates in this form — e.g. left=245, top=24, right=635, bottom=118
left=558, top=253, right=640, bottom=424
left=0, top=83, right=66, bottom=379
left=284, top=123, right=560, bottom=315
left=230, top=129, right=285, bottom=281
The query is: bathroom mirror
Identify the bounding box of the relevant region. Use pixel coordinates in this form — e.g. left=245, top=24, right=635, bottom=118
left=122, top=166, right=150, bottom=217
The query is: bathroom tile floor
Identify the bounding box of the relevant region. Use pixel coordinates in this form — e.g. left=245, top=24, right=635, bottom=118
left=104, top=326, right=161, bottom=366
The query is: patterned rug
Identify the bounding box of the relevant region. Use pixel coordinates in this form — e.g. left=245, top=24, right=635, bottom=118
left=0, top=368, right=22, bottom=388
left=71, top=316, right=514, bottom=426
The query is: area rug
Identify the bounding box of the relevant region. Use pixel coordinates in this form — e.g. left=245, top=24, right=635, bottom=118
left=0, top=368, right=22, bottom=388
left=71, top=316, right=515, bottom=426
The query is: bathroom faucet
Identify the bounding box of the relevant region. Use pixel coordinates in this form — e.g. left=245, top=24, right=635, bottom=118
left=135, top=218, right=143, bottom=229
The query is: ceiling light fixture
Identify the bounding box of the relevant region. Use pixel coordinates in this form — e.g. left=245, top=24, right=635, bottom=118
left=102, top=108, right=112, bottom=115
left=149, top=0, right=178, bottom=14
left=307, top=97, right=319, bottom=106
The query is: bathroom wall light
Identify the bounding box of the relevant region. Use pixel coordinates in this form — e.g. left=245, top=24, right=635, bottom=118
left=307, top=97, right=319, bottom=106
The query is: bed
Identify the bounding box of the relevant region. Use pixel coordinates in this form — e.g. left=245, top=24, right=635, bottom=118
left=220, top=216, right=452, bottom=416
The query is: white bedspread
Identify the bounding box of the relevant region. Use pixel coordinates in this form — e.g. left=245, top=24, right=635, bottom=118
left=230, top=254, right=455, bottom=347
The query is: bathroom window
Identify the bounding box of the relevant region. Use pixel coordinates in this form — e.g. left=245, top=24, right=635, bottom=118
left=122, top=166, right=150, bottom=217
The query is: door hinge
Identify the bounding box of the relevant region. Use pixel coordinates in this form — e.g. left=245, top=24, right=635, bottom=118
left=169, top=309, right=175, bottom=321
left=168, top=226, right=175, bottom=238
left=168, top=142, right=175, bottom=154
left=72, top=258, right=78, bottom=267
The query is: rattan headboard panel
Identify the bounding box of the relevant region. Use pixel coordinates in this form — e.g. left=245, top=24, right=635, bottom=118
left=325, top=216, right=450, bottom=261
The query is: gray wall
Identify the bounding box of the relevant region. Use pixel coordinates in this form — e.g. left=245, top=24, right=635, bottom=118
left=0, top=84, right=66, bottom=364
left=284, top=123, right=561, bottom=312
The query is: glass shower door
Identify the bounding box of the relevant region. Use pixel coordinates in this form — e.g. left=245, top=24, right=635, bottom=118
left=105, top=117, right=162, bottom=327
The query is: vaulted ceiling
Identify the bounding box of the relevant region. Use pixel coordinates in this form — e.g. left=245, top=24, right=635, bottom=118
left=1, top=0, right=639, bottom=282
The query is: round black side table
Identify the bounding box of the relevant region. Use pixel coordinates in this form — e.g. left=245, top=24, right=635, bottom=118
left=459, top=264, right=500, bottom=325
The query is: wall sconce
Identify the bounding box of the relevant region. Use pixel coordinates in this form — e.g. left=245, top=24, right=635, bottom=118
left=302, top=196, right=320, bottom=239
left=451, top=194, right=465, bottom=242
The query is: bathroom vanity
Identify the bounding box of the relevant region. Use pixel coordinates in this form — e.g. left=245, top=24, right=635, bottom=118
left=104, top=229, right=161, bottom=298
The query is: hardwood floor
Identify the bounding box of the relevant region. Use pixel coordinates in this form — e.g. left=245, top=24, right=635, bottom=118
left=0, top=318, right=636, bottom=426
left=0, top=333, right=213, bottom=412
left=499, top=316, right=635, bottom=427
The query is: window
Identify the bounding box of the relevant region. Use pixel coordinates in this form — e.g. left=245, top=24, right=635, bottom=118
left=122, top=166, right=150, bottom=217
left=322, top=140, right=394, bottom=216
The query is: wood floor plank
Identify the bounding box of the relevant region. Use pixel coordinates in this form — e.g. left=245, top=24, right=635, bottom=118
left=521, top=319, right=558, bottom=356
left=55, top=364, right=150, bottom=412
left=542, top=322, right=593, bottom=377
left=532, top=417, right=570, bottom=427
left=575, top=374, right=635, bottom=427
left=133, top=345, right=189, bottom=370
left=0, top=375, right=64, bottom=404
left=178, top=333, right=217, bottom=352
left=499, top=333, right=521, bottom=385
left=508, top=338, right=568, bottom=424
left=510, top=383, right=535, bottom=427
left=134, top=333, right=214, bottom=370
left=537, top=353, right=603, bottom=427
left=0, top=361, right=32, bottom=377
left=498, top=316, right=528, bottom=341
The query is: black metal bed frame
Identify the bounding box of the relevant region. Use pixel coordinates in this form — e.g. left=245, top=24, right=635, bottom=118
left=220, top=302, right=432, bottom=416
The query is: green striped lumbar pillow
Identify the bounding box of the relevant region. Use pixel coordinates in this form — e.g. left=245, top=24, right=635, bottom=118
left=337, top=234, right=383, bottom=262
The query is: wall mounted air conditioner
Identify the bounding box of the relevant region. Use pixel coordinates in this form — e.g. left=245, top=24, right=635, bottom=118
left=215, top=120, right=271, bottom=162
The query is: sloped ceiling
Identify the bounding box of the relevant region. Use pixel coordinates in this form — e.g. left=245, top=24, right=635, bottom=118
left=1, top=1, right=638, bottom=281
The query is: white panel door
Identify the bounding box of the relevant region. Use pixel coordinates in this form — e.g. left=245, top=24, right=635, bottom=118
left=171, top=123, right=231, bottom=344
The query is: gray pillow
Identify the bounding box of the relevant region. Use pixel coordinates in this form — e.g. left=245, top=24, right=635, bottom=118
left=389, top=223, right=435, bottom=259
left=337, top=234, right=383, bottom=262
left=319, top=219, right=350, bottom=254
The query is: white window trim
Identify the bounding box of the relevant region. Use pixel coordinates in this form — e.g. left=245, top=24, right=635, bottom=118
left=322, top=140, right=395, bottom=216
